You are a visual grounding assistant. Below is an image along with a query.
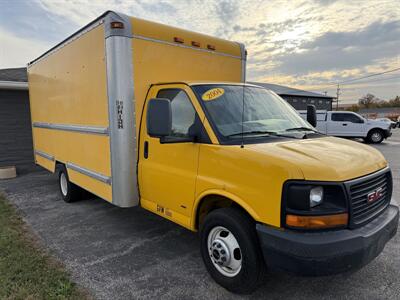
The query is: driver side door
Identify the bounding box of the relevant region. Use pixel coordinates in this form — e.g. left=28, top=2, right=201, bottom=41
left=344, top=113, right=365, bottom=137
left=139, top=84, right=203, bottom=228
left=328, top=112, right=364, bottom=137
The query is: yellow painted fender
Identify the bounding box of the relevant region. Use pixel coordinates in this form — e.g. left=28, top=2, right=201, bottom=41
left=191, top=189, right=261, bottom=230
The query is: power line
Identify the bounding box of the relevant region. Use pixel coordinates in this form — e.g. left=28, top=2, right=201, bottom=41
left=339, top=67, right=400, bottom=85
left=310, top=67, right=400, bottom=91
left=315, top=74, right=400, bottom=92
left=337, top=74, right=400, bottom=87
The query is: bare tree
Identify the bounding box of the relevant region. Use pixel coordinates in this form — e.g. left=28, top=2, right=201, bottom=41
left=358, top=93, right=379, bottom=108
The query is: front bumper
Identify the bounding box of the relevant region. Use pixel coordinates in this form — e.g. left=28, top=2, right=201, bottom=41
left=256, top=204, right=399, bottom=276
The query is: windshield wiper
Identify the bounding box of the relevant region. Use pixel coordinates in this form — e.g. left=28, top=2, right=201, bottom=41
left=285, top=127, right=318, bottom=132
left=226, top=130, right=297, bottom=139
left=226, top=130, right=277, bottom=138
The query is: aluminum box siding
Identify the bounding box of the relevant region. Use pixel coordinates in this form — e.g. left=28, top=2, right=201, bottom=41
left=28, top=24, right=113, bottom=202
left=27, top=11, right=245, bottom=209
left=131, top=38, right=243, bottom=137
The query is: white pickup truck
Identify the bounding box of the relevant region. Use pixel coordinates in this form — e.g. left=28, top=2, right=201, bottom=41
left=299, top=110, right=392, bottom=144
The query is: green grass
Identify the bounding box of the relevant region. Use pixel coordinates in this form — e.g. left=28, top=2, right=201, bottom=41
left=0, top=195, right=87, bottom=300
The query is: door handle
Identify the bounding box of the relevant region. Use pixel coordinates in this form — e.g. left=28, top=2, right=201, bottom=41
left=342, top=123, right=347, bottom=126
left=144, top=141, right=149, bottom=159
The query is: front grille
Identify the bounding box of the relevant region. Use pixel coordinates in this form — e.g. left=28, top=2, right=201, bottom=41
left=348, top=169, right=392, bottom=227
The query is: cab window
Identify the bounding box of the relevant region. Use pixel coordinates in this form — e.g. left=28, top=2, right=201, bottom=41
left=157, top=89, right=196, bottom=138
left=331, top=113, right=345, bottom=122
left=348, top=114, right=363, bottom=123
left=332, top=113, right=363, bottom=123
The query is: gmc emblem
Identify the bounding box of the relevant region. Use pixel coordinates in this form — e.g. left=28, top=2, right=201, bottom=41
left=367, top=187, right=383, bottom=204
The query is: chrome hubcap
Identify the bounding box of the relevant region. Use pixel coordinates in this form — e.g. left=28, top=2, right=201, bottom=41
left=207, top=226, right=242, bottom=277
left=60, top=173, right=68, bottom=196
left=371, top=132, right=382, bottom=142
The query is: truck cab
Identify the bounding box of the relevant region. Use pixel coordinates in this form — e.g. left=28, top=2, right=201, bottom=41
left=141, top=82, right=398, bottom=292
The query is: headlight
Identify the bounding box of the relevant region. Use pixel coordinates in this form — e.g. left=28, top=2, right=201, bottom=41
left=310, top=186, right=323, bottom=207
left=283, top=182, right=348, bottom=230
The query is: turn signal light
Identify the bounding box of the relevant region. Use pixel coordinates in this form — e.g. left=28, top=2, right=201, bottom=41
left=110, top=21, right=124, bottom=29
left=286, top=213, right=348, bottom=229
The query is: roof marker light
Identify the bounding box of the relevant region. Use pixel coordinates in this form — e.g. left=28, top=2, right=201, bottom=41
left=207, top=44, right=216, bottom=51
left=191, top=41, right=200, bottom=47
left=111, top=22, right=124, bottom=29
left=174, top=37, right=184, bottom=43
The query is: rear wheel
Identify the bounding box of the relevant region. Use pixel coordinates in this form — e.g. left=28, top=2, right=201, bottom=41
left=58, top=165, right=82, bottom=202
left=200, top=207, right=265, bottom=294
left=366, top=129, right=384, bottom=144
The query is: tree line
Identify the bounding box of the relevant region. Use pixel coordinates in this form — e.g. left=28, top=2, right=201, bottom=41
left=347, top=94, right=400, bottom=112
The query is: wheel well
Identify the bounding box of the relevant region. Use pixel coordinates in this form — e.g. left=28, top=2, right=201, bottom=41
left=195, top=195, right=253, bottom=230
left=368, top=128, right=383, bottom=135
left=55, top=161, right=65, bottom=173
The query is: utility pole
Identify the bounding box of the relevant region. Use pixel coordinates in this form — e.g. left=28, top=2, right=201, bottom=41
left=336, top=84, right=340, bottom=111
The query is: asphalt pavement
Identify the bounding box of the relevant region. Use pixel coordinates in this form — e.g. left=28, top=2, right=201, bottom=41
left=1, top=130, right=399, bottom=299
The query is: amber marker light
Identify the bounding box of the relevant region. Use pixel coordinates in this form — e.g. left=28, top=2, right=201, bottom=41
left=174, top=37, right=184, bottom=43
left=286, top=213, right=348, bottom=229
left=110, top=21, right=124, bottom=29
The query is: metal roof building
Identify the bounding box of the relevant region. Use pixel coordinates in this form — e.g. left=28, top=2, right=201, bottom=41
left=0, top=67, right=34, bottom=173
left=0, top=67, right=28, bottom=88
left=250, top=82, right=335, bottom=111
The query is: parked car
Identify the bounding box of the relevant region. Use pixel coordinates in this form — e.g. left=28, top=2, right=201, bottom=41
left=299, top=110, right=392, bottom=143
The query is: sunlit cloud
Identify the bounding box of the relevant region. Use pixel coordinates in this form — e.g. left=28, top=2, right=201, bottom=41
left=0, top=27, right=51, bottom=68
left=0, top=0, right=398, bottom=103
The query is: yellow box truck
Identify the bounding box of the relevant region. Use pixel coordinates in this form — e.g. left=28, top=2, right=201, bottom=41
left=28, top=11, right=398, bottom=294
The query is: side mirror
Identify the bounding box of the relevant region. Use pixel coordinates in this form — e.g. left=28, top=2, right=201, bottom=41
left=307, top=104, right=317, bottom=127
left=147, top=98, right=172, bottom=137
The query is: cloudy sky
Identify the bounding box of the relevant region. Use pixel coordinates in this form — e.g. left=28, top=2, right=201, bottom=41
left=0, top=0, right=399, bottom=103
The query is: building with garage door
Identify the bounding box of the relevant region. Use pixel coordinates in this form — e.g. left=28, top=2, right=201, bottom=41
left=0, top=67, right=34, bottom=174
left=251, top=82, right=335, bottom=111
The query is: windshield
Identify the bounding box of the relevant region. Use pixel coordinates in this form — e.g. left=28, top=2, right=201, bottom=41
left=192, top=84, right=313, bottom=138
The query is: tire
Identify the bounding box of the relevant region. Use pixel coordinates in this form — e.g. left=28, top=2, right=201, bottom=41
left=58, top=165, right=82, bottom=203
left=366, top=129, right=384, bottom=144
left=200, top=207, right=265, bottom=294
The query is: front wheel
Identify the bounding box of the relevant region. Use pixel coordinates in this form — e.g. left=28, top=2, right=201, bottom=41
left=200, top=208, right=265, bottom=294
left=366, top=129, right=384, bottom=144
